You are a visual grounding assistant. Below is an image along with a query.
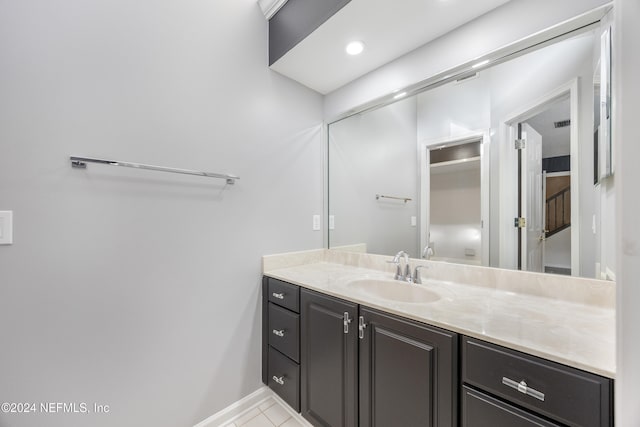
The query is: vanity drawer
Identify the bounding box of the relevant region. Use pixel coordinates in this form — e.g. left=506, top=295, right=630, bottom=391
left=462, top=386, right=561, bottom=427
left=462, top=337, right=613, bottom=427
left=268, top=346, right=300, bottom=412
left=267, top=277, right=300, bottom=313
left=269, top=302, right=300, bottom=362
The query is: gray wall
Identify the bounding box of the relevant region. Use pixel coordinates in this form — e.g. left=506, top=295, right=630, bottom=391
left=0, top=1, right=323, bottom=427
left=329, top=97, right=419, bottom=258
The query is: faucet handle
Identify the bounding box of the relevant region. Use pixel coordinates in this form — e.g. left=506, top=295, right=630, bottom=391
left=422, top=245, right=434, bottom=259
left=413, top=265, right=429, bottom=284
left=403, top=264, right=412, bottom=283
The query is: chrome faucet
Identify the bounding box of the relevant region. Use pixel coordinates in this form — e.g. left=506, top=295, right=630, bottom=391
left=391, top=251, right=412, bottom=282
left=422, top=244, right=434, bottom=260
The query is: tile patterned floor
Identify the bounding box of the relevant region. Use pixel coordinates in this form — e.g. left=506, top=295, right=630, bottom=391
left=223, top=396, right=309, bottom=427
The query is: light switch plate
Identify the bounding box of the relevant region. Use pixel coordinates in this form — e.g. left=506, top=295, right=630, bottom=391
left=329, top=215, right=335, bottom=230
left=0, top=211, right=13, bottom=245
left=312, top=215, right=321, bottom=231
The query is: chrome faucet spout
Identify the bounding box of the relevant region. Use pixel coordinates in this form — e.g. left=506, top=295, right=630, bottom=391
left=391, top=251, right=412, bottom=282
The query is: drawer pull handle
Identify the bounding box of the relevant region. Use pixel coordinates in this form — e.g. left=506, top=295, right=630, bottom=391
left=358, top=316, right=367, bottom=339
left=502, top=377, right=545, bottom=402
left=272, top=375, right=285, bottom=386
left=343, top=312, right=352, bottom=334
left=272, top=292, right=285, bottom=300
left=272, top=329, right=285, bottom=337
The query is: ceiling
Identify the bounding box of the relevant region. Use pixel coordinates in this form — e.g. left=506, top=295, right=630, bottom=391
left=269, top=0, right=512, bottom=94
left=526, top=98, right=572, bottom=159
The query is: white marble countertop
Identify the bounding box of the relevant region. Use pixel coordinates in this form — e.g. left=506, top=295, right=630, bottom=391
left=263, top=258, right=615, bottom=378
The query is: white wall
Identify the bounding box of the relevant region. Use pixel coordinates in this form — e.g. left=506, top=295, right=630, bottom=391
left=615, top=0, right=640, bottom=424
left=545, top=228, right=572, bottom=270
left=328, top=97, right=419, bottom=258
left=324, top=0, right=611, bottom=121
left=417, top=74, right=491, bottom=142
left=430, top=165, right=482, bottom=263
left=0, top=1, right=323, bottom=427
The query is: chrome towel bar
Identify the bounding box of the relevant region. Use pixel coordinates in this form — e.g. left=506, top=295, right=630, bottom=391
left=376, top=194, right=412, bottom=203
left=70, top=156, right=239, bottom=184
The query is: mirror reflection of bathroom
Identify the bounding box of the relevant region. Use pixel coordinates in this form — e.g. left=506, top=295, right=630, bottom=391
left=327, top=20, right=615, bottom=279
left=426, top=139, right=484, bottom=266
left=517, top=98, right=573, bottom=275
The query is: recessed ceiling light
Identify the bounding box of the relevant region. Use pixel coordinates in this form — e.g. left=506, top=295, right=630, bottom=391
left=472, top=59, right=490, bottom=69
left=393, top=92, right=407, bottom=99
left=346, top=41, right=365, bottom=56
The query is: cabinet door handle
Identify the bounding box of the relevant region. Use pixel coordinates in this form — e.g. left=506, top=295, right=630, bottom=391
left=343, top=312, right=352, bottom=334
left=272, top=292, right=285, bottom=300
left=272, top=329, right=285, bottom=337
left=358, top=316, right=367, bottom=339
left=272, top=375, right=285, bottom=386
left=502, top=377, right=545, bottom=401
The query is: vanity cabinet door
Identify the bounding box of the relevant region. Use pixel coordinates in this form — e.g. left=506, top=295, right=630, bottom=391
left=358, top=307, right=458, bottom=427
left=300, top=289, right=358, bottom=427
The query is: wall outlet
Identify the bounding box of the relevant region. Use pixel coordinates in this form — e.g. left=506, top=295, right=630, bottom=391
left=0, top=211, right=13, bottom=245
left=312, top=215, right=321, bottom=231
left=329, top=215, right=335, bottom=230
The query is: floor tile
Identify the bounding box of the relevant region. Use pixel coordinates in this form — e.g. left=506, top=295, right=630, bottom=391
left=279, top=417, right=304, bottom=427
left=233, top=407, right=261, bottom=426
left=241, top=413, right=276, bottom=427
left=257, top=397, right=276, bottom=412
left=223, top=423, right=237, bottom=427
left=263, top=403, right=291, bottom=426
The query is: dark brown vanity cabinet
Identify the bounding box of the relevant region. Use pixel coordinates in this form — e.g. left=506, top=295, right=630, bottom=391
left=300, top=289, right=358, bottom=427
left=359, top=306, right=458, bottom=427
left=263, top=277, right=613, bottom=427
left=299, top=288, right=458, bottom=427
left=461, top=336, right=613, bottom=427
left=262, top=277, right=301, bottom=411
left=462, top=386, right=561, bottom=427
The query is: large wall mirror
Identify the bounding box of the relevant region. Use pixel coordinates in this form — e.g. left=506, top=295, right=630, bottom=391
left=328, top=9, right=615, bottom=280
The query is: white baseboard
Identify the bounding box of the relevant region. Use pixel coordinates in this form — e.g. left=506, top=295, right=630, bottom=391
left=193, top=387, right=271, bottom=427
left=269, top=392, right=313, bottom=426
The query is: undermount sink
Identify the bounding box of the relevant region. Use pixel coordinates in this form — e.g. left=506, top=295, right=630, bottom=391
left=346, top=279, right=441, bottom=304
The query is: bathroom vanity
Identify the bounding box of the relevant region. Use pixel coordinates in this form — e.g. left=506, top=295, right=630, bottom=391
left=262, top=249, right=615, bottom=427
